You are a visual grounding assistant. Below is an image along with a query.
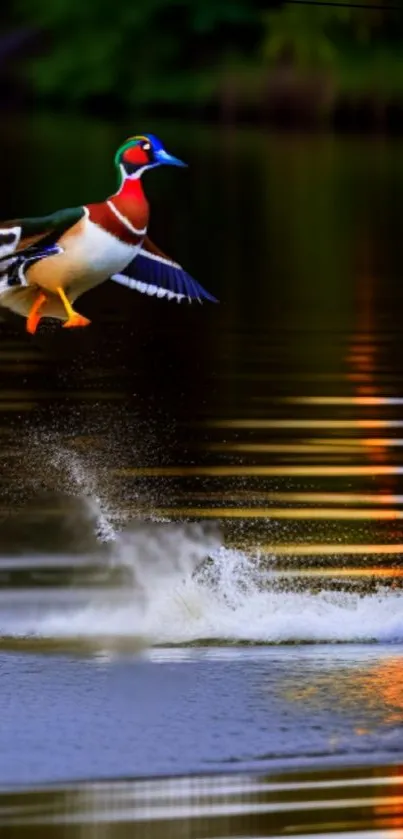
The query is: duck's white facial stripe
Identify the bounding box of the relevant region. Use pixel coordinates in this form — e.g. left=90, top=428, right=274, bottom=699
left=119, top=162, right=158, bottom=182
left=106, top=201, right=147, bottom=236
left=128, top=164, right=157, bottom=180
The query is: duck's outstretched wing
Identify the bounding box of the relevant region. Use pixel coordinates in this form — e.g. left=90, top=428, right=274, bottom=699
left=111, top=236, right=218, bottom=303
left=0, top=207, right=85, bottom=290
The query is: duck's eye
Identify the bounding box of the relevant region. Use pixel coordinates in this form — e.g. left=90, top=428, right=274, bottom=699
left=142, top=142, right=151, bottom=151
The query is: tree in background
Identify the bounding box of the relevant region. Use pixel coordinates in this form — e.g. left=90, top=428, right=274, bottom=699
left=7, top=0, right=403, bottom=121
left=14, top=0, right=260, bottom=107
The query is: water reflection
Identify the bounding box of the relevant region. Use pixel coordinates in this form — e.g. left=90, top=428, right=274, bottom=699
left=357, top=658, right=403, bottom=726
left=280, top=653, right=403, bottom=732
left=2, top=766, right=403, bottom=837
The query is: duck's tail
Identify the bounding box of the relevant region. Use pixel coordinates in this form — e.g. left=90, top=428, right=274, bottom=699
left=0, top=233, right=32, bottom=316
left=0, top=228, right=25, bottom=293
left=0, top=237, right=63, bottom=316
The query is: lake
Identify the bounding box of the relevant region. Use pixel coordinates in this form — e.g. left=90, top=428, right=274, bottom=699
left=1, top=112, right=403, bottom=836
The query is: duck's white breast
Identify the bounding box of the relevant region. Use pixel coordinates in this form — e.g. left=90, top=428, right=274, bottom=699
left=66, top=217, right=141, bottom=279
left=74, top=218, right=141, bottom=276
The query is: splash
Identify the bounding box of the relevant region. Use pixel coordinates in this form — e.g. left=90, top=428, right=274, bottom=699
left=21, top=431, right=120, bottom=545
left=3, top=432, right=403, bottom=648
left=10, top=522, right=403, bottom=647
left=50, top=446, right=117, bottom=544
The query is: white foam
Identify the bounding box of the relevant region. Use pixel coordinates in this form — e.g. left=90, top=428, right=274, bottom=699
left=13, top=526, right=403, bottom=647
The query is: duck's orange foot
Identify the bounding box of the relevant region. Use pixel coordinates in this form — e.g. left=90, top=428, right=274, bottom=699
left=63, top=314, right=91, bottom=329
left=26, top=313, right=42, bottom=335
left=26, top=292, right=47, bottom=335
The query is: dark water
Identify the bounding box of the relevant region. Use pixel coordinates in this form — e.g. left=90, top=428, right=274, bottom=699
left=2, top=114, right=403, bottom=835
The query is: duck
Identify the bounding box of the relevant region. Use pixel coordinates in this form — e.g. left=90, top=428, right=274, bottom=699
left=0, top=134, right=217, bottom=334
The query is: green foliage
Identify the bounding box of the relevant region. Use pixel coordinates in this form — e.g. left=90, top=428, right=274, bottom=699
left=13, top=0, right=403, bottom=113
left=16, top=0, right=260, bottom=106
left=262, top=2, right=351, bottom=67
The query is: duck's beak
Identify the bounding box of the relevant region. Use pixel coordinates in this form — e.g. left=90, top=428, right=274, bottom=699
left=155, top=148, right=187, bottom=167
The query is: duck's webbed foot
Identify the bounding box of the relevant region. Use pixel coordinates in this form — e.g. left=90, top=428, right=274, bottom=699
left=63, top=313, right=91, bottom=329
left=57, top=287, right=91, bottom=329
left=26, top=292, right=47, bottom=334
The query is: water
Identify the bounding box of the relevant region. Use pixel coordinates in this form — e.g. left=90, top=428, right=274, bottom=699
left=2, top=642, right=403, bottom=786
left=1, top=114, right=403, bottom=835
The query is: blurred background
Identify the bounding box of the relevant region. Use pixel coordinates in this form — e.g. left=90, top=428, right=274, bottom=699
left=3, top=0, right=403, bottom=130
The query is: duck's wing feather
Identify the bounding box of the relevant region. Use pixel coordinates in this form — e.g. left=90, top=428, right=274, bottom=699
left=110, top=236, right=218, bottom=303
left=0, top=207, right=85, bottom=292
left=0, top=207, right=85, bottom=260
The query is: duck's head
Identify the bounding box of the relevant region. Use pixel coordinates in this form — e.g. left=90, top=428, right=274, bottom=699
left=115, top=134, right=186, bottom=180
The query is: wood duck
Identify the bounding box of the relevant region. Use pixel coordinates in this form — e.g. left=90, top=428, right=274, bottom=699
left=0, top=134, right=217, bottom=334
